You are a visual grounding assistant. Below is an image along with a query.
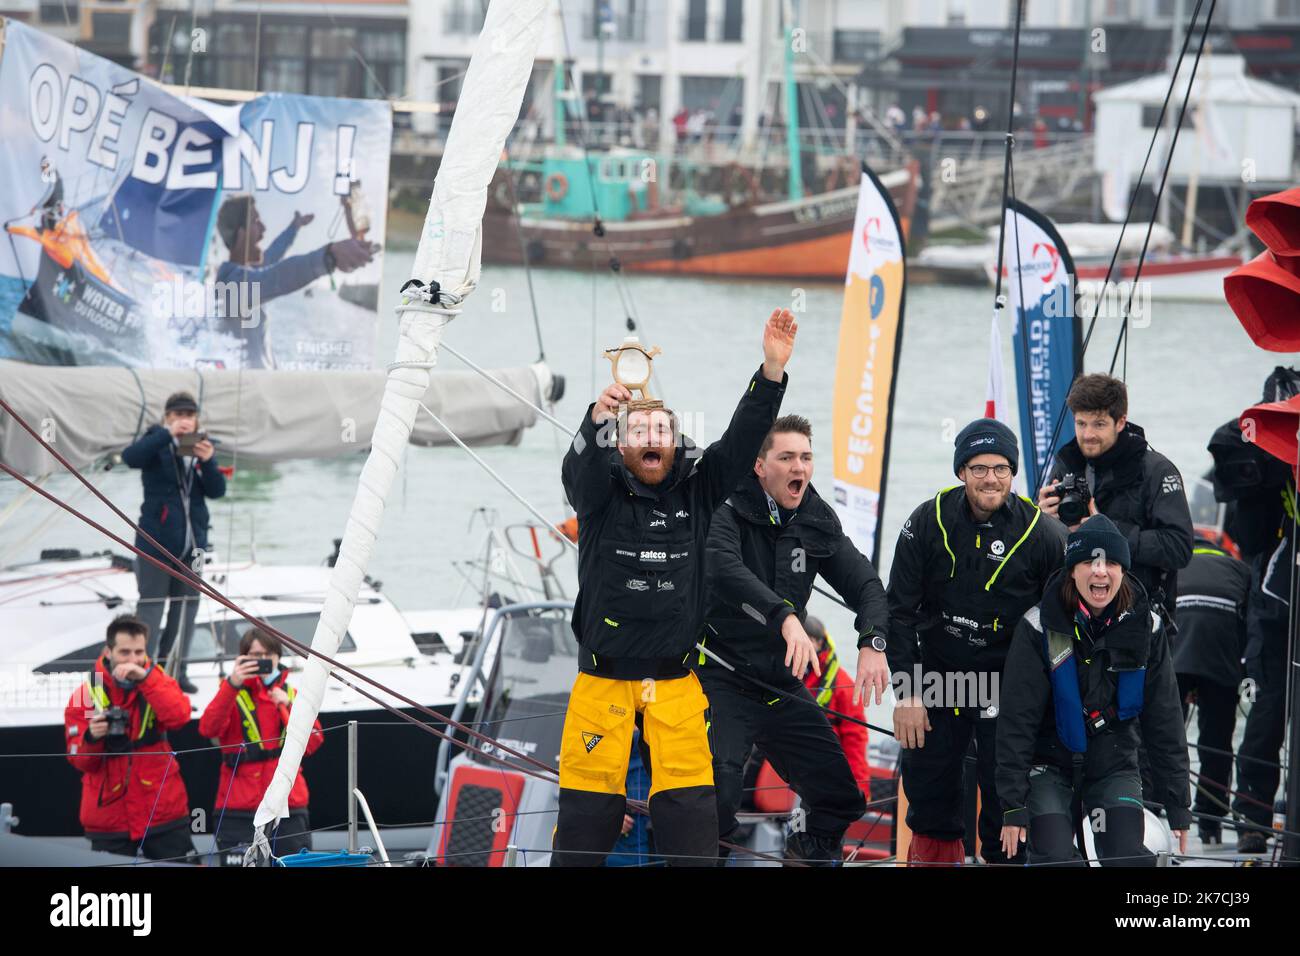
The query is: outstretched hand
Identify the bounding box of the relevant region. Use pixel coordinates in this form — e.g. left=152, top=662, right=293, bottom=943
left=761, top=308, right=797, bottom=382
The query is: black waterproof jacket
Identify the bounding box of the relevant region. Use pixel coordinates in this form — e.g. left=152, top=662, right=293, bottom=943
left=122, top=425, right=226, bottom=562
left=700, top=473, right=888, bottom=676
left=1171, top=538, right=1250, bottom=687
left=885, top=488, right=1067, bottom=678
left=1048, top=422, right=1193, bottom=621
left=996, top=570, right=1192, bottom=829
left=561, top=367, right=785, bottom=679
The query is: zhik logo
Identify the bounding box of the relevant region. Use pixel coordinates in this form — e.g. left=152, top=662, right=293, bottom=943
left=50, top=886, right=152, bottom=936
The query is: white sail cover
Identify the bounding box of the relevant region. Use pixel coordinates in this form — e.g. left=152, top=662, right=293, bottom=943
left=0, top=359, right=553, bottom=474
left=251, top=0, right=549, bottom=842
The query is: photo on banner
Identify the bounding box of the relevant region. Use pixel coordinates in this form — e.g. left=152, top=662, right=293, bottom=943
left=0, top=18, right=390, bottom=372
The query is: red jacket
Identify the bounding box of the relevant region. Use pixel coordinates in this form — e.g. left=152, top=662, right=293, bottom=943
left=198, top=668, right=323, bottom=813
left=803, top=648, right=870, bottom=795
left=64, top=657, right=193, bottom=839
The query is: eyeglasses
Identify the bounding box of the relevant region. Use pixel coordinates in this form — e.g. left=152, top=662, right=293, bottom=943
left=966, top=464, right=1012, bottom=479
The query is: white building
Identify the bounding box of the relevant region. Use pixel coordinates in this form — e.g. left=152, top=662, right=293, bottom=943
left=408, top=1, right=902, bottom=145
left=1094, top=53, right=1300, bottom=186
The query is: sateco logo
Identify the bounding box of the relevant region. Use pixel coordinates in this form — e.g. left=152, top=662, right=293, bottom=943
left=50, top=886, right=152, bottom=936
left=639, top=549, right=666, bottom=563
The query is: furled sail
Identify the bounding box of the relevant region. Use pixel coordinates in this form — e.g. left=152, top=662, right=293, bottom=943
left=249, top=0, right=550, bottom=848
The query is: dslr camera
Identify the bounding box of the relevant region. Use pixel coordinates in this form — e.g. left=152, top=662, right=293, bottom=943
left=104, top=705, right=129, bottom=738
left=1052, top=473, right=1093, bottom=525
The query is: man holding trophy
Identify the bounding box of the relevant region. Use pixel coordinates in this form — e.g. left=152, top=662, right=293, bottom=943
left=552, top=309, right=796, bottom=866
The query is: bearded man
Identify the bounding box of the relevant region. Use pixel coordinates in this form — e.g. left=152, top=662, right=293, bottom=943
left=551, top=309, right=796, bottom=866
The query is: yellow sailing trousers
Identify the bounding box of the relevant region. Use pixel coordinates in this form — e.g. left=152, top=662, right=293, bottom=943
left=557, top=671, right=713, bottom=798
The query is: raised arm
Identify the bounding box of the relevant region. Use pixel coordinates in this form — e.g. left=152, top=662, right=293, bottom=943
left=121, top=424, right=172, bottom=468
left=695, top=309, right=794, bottom=506
left=561, top=384, right=627, bottom=518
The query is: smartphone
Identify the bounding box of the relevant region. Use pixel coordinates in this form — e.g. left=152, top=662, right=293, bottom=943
left=177, top=430, right=207, bottom=454
left=254, top=658, right=274, bottom=675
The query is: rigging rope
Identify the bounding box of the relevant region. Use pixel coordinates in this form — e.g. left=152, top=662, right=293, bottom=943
left=1107, top=0, right=1218, bottom=381
left=0, top=400, right=796, bottom=866
left=1031, top=0, right=1209, bottom=495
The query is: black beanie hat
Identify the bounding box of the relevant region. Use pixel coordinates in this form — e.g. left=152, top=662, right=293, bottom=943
left=1064, top=514, right=1132, bottom=571
left=953, top=418, right=1019, bottom=476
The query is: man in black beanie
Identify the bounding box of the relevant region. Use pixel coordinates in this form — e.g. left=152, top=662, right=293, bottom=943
left=881, top=417, right=1067, bottom=865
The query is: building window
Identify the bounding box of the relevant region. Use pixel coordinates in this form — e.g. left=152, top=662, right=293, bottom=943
left=262, top=59, right=307, bottom=95
left=684, top=0, right=708, bottom=41
left=444, top=0, right=487, bottom=35
left=39, top=2, right=79, bottom=23
left=834, top=30, right=880, bottom=63
left=722, top=0, right=744, bottom=41
left=637, top=74, right=661, bottom=111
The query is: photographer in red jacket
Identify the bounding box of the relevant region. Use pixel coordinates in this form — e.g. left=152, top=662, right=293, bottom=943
left=64, top=614, right=195, bottom=860
left=199, top=629, right=323, bottom=855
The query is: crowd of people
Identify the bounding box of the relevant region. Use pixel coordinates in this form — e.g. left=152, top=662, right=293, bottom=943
left=551, top=308, right=1288, bottom=867
left=58, top=321, right=1288, bottom=868
left=61, top=390, right=324, bottom=862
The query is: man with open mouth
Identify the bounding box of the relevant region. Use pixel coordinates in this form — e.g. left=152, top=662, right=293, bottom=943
left=697, top=414, right=889, bottom=864
left=551, top=308, right=795, bottom=866
left=883, top=418, right=1067, bottom=866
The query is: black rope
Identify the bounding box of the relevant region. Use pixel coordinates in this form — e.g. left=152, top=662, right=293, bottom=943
left=989, top=0, right=1026, bottom=316
left=1032, top=0, right=1208, bottom=495
left=1107, top=0, right=1218, bottom=380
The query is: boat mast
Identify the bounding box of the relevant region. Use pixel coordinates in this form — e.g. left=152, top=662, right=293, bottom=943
left=782, top=0, right=803, bottom=202
left=553, top=3, right=566, bottom=148
left=247, top=0, right=549, bottom=858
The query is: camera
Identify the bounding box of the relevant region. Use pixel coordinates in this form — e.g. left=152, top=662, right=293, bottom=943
left=177, top=430, right=208, bottom=454
left=1053, top=473, right=1093, bottom=525
left=104, top=706, right=129, bottom=738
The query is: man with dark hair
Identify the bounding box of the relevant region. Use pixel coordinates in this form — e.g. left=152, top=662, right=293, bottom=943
left=698, top=413, right=887, bottom=863
left=886, top=419, right=1067, bottom=865
left=552, top=309, right=795, bottom=867
left=213, top=195, right=375, bottom=368
left=1039, top=373, right=1193, bottom=626
left=63, top=614, right=195, bottom=860
left=123, top=390, right=225, bottom=693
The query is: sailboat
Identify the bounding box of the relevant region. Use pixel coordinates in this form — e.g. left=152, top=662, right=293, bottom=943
left=481, top=3, right=917, bottom=280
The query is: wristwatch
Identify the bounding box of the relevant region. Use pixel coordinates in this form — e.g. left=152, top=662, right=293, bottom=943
left=869, top=635, right=887, bottom=653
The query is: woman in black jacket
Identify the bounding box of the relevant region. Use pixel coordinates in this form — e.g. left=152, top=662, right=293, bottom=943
left=121, top=391, right=225, bottom=692
left=996, top=515, right=1191, bottom=865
